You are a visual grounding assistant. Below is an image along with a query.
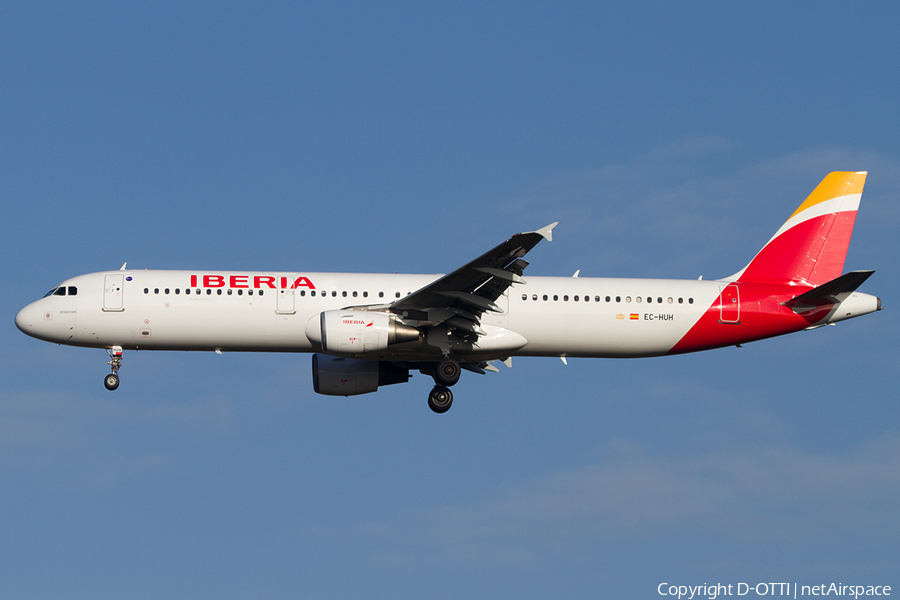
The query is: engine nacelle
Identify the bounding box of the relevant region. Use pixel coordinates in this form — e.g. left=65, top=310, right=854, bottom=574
left=312, top=354, right=410, bottom=396
left=305, top=310, right=420, bottom=355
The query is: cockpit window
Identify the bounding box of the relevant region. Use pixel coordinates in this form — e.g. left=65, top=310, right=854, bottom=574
left=41, top=285, right=76, bottom=298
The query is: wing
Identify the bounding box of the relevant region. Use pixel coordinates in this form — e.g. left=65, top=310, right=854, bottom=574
left=389, top=222, right=557, bottom=344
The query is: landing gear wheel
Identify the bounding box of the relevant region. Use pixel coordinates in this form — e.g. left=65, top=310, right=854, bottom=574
left=428, top=386, right=453, bottom=413
left=104, top=373, right=120, bottom=391
left=435, top=358, right=461, bottom=387
left=105, top=346, right=123, bottom=391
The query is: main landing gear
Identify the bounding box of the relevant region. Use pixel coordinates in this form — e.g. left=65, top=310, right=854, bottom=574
left=104, top=346, right=123, bottom=391
left=427, top=358, right=461, bottom=414
left=428, top=386, right=453, bottom=413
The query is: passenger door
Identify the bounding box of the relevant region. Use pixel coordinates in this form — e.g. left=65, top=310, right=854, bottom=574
left=103, top=274, right=125, bottom=312
left=718, top=284, right=740, bottom=324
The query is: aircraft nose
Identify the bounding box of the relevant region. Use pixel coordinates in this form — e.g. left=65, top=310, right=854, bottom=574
left=15, top=303, right=42, bottom=337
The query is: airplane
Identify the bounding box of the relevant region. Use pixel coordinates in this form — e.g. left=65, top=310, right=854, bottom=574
left=15, top=171, right=881, bottom=413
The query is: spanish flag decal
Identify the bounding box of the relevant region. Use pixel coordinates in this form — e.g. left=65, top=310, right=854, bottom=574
left=630, top=314, right=639, bottom=320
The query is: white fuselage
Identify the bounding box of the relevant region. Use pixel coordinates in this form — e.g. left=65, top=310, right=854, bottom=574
left=16, top=269, right=725, bottom=360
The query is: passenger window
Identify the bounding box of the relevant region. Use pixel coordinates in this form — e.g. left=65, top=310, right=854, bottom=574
left=217, top=289, right=222, bottom=295
left=154, top=288, right=159, bottom=294
left=678, top=298, right=683, bottom=304
left=553, top=295, right=558, bottom=301
left=563, top=295, right=568, bottom=301
left=362, top=292, right=367, bottom=298
left=342, top=291, right=347, bottom=297
left=636, top=296, right=642, bottom=303
left=658, top=297, right=663, bottom=303
left=616, top=296, right=621, bottom=302
left=395, top=292, right=400, bottom=298
left=522, top=294, right=527, bottom=301
left=206, top=289, right=211, bottom=295
left=227, top=289, right=232, bottom=295
left=175, top=289, right=180, bottom=295
left=300, top=290, right=306, bottom=296
left=542, top=295, right=548, bottom=301
left=574, top=295, right=579, bottom=301
left=353, top=291, right=358, bottom=298
left=626, top=296, right=631, bottom=303
left=332, top=291, right=337, bottom=297
left=532, top=294, right=538, bottom=301
left=379, top=292, right=384, bottom=298
left=144, top=288, right=149, bottom=294
left=646, top=297, right=652, bottom=303
left=238, top=289, right=243, bottom=295
left=259, top=290, right=263, bottom=296
left=165, top=288, right=170, bottom=294
left=689, top=298, right=694, bottom=304
left=605, top=296, right=611, bottom=302
left=249, top=289, right=254, bottom=296
left=667, top=297, right=673, bottom=304
left=311, top=290, right=316, bottom=297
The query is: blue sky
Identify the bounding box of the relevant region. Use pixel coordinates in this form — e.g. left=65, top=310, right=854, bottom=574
left=2, top=2, right=898, bottom=598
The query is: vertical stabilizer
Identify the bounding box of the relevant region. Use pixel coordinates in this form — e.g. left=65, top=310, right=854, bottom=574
left=731, top=171, right=866, bottom=286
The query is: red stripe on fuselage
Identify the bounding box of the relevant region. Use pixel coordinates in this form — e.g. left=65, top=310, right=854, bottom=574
left=668, top=282, right=834, bottom=355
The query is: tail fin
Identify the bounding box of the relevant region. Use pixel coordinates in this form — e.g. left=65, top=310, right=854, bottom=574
left=731, top=171, right=867, bottom=286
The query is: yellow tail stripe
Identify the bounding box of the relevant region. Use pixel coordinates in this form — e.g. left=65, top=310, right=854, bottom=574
left=788, top=171, right=867, bottom=220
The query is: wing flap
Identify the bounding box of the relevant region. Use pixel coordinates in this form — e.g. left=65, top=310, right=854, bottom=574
left=391, top=223, right=557, bottom=321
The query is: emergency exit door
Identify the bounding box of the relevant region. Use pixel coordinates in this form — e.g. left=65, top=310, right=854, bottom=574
left=276, top=275, right=295, bottom=314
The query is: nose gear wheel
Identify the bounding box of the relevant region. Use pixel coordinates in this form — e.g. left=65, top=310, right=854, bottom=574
left=104, top=373, right=120, bottom=390
left=105, top=346, right=123, bottom=391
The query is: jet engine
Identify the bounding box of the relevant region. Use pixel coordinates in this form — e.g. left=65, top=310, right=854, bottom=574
left=312, top=354, right=410, bottom=396
left=305, top=310, right=420, bottom=354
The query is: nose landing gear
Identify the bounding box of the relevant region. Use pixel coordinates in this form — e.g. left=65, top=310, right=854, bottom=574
left=104, top=346, right=123, bottom=391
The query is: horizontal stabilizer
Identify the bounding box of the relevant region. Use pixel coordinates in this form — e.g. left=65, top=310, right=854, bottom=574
left=781, top=270, right=875, bottom=311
